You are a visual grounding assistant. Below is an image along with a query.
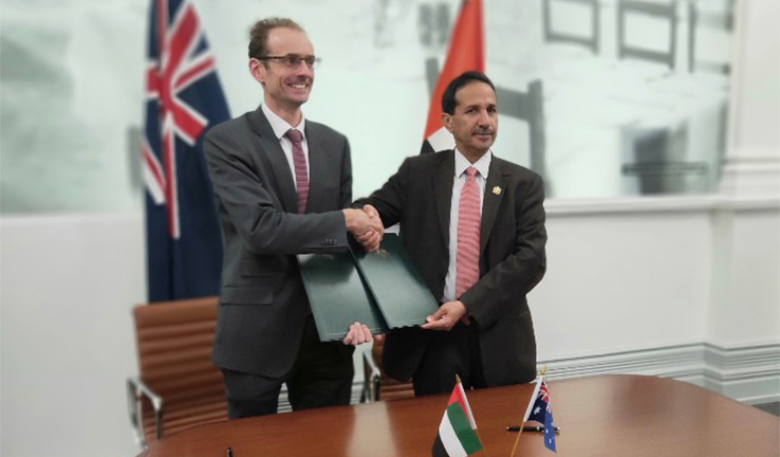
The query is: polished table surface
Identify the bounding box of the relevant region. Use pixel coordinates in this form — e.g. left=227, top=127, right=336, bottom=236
left=140, top=375, right=779, bottom=457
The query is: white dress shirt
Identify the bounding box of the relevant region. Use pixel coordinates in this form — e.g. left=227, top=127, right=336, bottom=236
left=261, top=103, right=310, bottom=189
left=442, top=148, right=492, bottom=303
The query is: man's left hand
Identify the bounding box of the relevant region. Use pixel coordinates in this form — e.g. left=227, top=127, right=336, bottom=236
left=342, top=322, right=373, bottom=345
left=421, top=300, right=468, bottom=331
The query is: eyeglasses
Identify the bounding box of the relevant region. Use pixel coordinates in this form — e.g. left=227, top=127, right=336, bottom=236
left=258, top=54, right=320, bottom=69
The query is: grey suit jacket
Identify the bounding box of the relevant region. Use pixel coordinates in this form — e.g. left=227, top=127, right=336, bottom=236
left=355, top=150, right=547, bottom=386
left=204, top=106, right=354, bottom=377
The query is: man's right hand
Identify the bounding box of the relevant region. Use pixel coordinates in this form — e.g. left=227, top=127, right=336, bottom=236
left=421, top=300, right=468, bottom=331
left=343, top=207, right=384, bottom=252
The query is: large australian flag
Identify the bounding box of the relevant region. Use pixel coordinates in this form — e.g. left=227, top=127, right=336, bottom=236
left=142, top=0, right=229, bottom=301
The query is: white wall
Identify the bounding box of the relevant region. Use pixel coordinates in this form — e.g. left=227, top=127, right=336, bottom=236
left=710, top=0, right=780, bottom=348
left=1, top=214, right=145, bottom=457
left=1, top=2, right=778, bottom=457
left=533, top=203, right=714, bottom=359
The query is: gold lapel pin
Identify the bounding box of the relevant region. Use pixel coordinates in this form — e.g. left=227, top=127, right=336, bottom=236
left=492, top=186, right=502, bottom=195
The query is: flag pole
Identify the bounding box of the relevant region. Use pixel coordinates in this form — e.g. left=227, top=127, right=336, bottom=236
left=509, top=367, right=548, bottom=457
left=508, top=420, right=524, bottom=457
left=456, top=375, right=490, bottom=457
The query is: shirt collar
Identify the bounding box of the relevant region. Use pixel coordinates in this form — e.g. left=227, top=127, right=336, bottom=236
left=454, top=148, right=491, bottom=179
left=261, top=103, right=307, bottom=141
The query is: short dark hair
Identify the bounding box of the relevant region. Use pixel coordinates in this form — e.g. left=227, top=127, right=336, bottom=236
left=441, top=71, right=496, bottom=115
left=248, top=18, right=305, bottom=61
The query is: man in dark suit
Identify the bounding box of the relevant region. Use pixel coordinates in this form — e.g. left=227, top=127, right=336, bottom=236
left=356, top=71, right=547, bottom=395
left=204, top=17, right=381, bottom=418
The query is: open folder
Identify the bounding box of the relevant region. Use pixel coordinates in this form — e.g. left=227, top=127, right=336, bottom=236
left=298, top=234, right=439, bottom=342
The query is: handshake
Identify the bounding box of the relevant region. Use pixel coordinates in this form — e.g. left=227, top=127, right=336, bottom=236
left=342, top=204, right=384, bottom=252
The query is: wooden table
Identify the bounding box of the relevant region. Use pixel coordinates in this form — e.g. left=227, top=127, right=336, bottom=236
left=139, top=375, right=779, bottom=457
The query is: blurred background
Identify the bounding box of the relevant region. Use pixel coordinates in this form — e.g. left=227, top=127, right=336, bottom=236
left=1, top=0, right=777, bottom=456
left=0, top=0, right=742, bottom=209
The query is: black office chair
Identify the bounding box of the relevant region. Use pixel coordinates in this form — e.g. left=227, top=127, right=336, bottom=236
left=361, top=337, right=415, bottom=402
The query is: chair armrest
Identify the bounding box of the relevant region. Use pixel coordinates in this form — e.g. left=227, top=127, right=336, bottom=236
left=127, top=376, right=165, bottom=446
left=361, top=350, right=381, bottom=403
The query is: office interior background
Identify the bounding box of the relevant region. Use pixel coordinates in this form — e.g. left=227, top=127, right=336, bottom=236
left=0, top=0, right=777, bottom=456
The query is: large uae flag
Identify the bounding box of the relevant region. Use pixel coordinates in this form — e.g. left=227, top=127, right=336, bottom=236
left=421, top=0, right=485, bottom=154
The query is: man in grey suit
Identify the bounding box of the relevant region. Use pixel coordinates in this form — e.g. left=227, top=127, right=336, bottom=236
left=356, top=71, right=547, bottom=395
left=204, top=18, right=381, bottom=418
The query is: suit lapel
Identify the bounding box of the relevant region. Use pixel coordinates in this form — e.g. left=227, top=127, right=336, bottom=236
left=304, top=123, right=325, bottom=213
left=480, top=157, right=508, bottom=254
left=248, top=107, right=298, bottom=213
left=434, top=151, right=454, bottom=246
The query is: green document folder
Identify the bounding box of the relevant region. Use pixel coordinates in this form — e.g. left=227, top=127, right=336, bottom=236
left=298, top=252, right=389, bottom=342
left=351, top=234, right=440, bottom=329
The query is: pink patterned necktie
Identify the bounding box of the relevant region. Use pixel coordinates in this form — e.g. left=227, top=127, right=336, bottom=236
left=285, top=128, right=309, bottom=214
left=456, top=166, right=481, bottom=298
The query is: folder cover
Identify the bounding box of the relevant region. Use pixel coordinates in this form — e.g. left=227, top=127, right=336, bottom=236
left=351, top=234, right=439, bottom=328
left=298, top=251, right=389, bottom=342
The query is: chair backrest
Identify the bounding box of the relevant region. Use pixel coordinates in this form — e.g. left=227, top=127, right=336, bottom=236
left=543, top=0, right=602, bottom=54
left=134, top=297, right=223, bottom=402
left=688, top=0, right=733, bottom=74
left=617, top=0, right=678, bottom=69
left=494, top=81, right=547, bottom=193
left=131, top=296, right=227, bottom=445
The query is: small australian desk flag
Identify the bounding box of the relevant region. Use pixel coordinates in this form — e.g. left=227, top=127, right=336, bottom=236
left=523, top=377, right=558, bottom=452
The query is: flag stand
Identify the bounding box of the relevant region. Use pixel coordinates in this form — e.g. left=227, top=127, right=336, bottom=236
left=509, top=367, right=548, bottom=457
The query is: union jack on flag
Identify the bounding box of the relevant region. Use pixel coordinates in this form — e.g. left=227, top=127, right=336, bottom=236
left=143, top=0, right=229, bottom=301
left=523, top=377, right=558, bottom=453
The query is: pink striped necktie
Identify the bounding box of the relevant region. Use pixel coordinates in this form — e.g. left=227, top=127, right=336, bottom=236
left=456, top=166, right=481, bottom=298
left=285, top=128, right=309, bottom=214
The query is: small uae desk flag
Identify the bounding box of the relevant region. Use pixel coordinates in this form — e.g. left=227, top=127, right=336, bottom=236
left=432, top=377, right=483, bottom=457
